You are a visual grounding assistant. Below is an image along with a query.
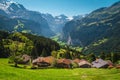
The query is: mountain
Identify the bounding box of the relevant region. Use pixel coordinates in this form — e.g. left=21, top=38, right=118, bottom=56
left=0, top=0, right=54, bottom=37
left=62, top=1, right=120, bottom=54
left=42, top=14, right=71, bottom=34
left=0, top=14, right=43, bottom=34
left=73, top=14, right=87, bottom=20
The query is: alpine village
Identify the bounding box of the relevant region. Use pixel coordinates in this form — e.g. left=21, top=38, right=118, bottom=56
left=0, top=0, right=120, bottom=80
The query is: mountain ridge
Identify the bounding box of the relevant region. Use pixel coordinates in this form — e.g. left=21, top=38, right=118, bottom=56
left=0, top=0, right=54, bottom=37
left=62, top=1, right=120, bottom=54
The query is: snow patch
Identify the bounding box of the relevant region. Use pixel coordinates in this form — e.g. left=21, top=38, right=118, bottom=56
left=67, top=17, right=73, bottom=20
left=57, top=16, right=62, bottom=19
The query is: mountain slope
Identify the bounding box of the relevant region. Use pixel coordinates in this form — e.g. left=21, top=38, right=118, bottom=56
left=0, top=31, right=60, bottom=58
left=0, top=0, right=54, bottom=37
left=0, top=14, right=42, bottom=34
left=62, top=1, right=120, bottom=53
left=42, top=14, right=70, bottom=34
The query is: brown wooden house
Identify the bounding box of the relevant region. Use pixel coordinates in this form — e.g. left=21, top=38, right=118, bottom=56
left=32, top=56, right=55, bottom=67
left=56, top=59, right=72, bottom=68
left=78, top=60, right=92, bottom=68
left=73, top=59, right=91, bottom=68
left=73, top=58, right=81, bottom=64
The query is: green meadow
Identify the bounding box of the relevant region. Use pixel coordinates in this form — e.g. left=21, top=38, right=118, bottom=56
left=0, top=59, right=120, bottom=80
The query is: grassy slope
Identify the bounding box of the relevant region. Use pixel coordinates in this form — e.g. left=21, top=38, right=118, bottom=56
left=0, top=59, right=120, bottom=80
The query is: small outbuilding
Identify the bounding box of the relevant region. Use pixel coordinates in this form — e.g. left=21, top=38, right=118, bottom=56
left=17, top=54, right=31, bottom=65
left=92, top=59, right=109, bottom=68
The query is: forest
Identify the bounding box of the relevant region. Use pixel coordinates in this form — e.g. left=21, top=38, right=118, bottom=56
left=0, top=30, right=120, bottom=69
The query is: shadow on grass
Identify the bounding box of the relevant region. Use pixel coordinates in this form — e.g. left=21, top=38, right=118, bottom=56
left=9, top=64, right=31, bottom=69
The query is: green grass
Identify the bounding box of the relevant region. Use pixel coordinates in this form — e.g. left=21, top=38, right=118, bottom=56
left=51, top=34, right=66, bottom=46
left=93, top=38, right=108, bottom=46
left=0, top=59, right=120, bottom=80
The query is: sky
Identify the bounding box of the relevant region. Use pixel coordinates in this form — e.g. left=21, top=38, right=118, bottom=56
left=14, top=0, right=120, bottom=17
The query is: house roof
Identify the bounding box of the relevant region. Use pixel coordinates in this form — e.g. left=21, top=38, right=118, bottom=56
left=32, top=56, right=55, bottom=64
left=73, top=59, right=81, bottom=63
left=78, top=60, right=91, bottom=66
left=57, top=59, right=72, bottom=65
left=92, top=59, right=108, bottom=68
left=106, top=60, right=113, bottom=66
left=16, top=54, right=31, bottom=64
left=44, top=56, right=55, bottom=64
left=22, top=54, right=31, bottom=62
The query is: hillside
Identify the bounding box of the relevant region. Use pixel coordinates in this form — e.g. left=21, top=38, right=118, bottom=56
left=62, top=1, right=120, bottom=54
left=0, top=15, right=42, bottom=34
left=0, top=31, right=60, bottom=58
left=0, top=0, right=54, bottom=37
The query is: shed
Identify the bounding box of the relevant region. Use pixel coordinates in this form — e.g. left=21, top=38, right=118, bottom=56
left=17, top=54, right=31, bottom=65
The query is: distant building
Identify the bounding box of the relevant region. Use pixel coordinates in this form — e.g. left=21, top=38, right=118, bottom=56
left=56, top=58, right=72, bottom=68
left=92, top=59, right=109, bottom=68
left=73, top=58, right=81, bottom=64
left=17, top=54, right=31, bottom=65
left=73, top=59, right=91, bottom=68
left=32, top=56, right=55, bottom=67
left=78, top=60, right=92, bottom=68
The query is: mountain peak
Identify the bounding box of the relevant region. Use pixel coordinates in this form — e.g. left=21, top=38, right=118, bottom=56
left=0, top=0, right=26, bottom=12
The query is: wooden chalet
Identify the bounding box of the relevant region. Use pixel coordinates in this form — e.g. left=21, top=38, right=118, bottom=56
left=92, top=59, right=109, bottom=68
left=78, top=60, right=92, bottom=68
left=56, top=59, right=72, bottom=68
left=32, top=56, right=55, bottom=67
left=73, top=58, right=81, bottom=64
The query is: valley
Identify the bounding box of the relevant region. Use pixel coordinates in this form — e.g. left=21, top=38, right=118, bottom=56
left=0, top=0, right=120, bottom=80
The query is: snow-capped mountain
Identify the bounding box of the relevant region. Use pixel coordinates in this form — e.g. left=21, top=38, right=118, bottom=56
left=42, top=14, right=71, bottom=34
left=0, top=0, right=25, bottom=13
left=73, top=14, right=87, bottom=20
left=0, top=0, right=54, bottom=37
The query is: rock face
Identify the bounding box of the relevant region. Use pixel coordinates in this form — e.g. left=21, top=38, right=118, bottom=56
left=0, top=0, right=54, bottom=37
left=62, top=1, right=120, bottom=53
left=42, top=14, right=71, bottom=34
